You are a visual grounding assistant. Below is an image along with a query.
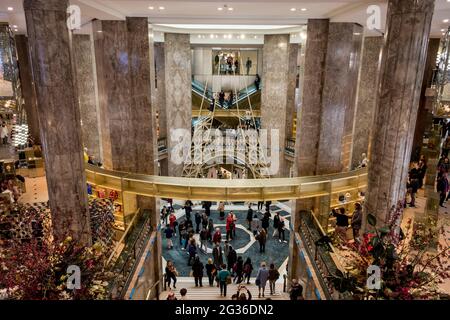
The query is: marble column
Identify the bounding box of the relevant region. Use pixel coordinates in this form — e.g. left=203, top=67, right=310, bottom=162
left=295, top=19, right=329, bottom=177
left=72, top=34, right=101, bottom=162
left=23, top=0, right=91, bottom=245
left=350, top=37, right=383, bottom=169
left=154, top=42, right=169, bottom=176
left=285, top=43, right=299, bottom=141
left=365, top=0, right=435, bottom=228
left=261, top=34, right=291, bottom=177
left=14, top=35, right=41, bottom=145
left=411, top=38, right=440, bottom=161
left=316, top=23, right=363, bottom=174
left=164, top=33, right=192, bottom=177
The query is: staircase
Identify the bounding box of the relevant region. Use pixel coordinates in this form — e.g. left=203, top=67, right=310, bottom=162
left=159, top=277, right=288, bottom=300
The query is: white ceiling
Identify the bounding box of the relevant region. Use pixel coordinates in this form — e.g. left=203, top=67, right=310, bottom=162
left=0, top=0, right=449, bottom=38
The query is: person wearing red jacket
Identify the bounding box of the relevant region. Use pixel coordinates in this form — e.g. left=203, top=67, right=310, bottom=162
left=169, top=212, right=177, bottom=235
left=226, top=212, right=237, bottom=241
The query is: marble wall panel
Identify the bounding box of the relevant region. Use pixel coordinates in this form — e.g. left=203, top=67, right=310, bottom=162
left=72, top=34, right=102, bottom=162
left=365, top=0, right=435, bottom=227
left=164, top=33, right=192, bottom=177
left=24, top=0, right=91, bottom=245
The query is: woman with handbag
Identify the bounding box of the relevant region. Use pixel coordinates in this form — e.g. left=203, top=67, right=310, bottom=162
left=243, top=257, right=253, bottom=284
left=217, top=264, right=231, bottom=297
left=268, top=263, right=280, bottom=295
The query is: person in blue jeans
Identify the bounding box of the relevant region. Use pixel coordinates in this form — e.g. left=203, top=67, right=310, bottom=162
left=187, top=239, right=197, bottom=266
left=217, top=264, right=231, bottom=297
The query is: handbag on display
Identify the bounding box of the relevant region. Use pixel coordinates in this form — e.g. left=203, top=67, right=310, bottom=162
left=338, top=194, right=345, bottom=202
left=109, top=190, right=119, bottom=201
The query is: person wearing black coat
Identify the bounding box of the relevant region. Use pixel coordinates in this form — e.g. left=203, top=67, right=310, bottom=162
left=194, top=212, right=202, bottom=233
left=233, top=256, right=244, bottom=284
left=227, top=246, right=237, bottom=273
left=261, top=213, right=270, bottom=233
left=246, top=204, right=253, bottom=230
left=192, top=256, right=204, bottom=287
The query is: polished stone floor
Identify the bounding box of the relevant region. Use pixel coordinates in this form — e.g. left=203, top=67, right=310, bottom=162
left=161, top=201, right=292, bottom=277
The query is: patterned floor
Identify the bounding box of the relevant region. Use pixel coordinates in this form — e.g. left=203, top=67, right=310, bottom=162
left=161, top=201, right=292, bottom=277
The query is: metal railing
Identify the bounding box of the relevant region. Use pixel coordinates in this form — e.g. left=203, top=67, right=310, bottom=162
left=299, top=210, right=347, bottom=299
left=106, top=209, right=142, bottom=267
left=108, top=210, right=153, bottom=299
left=145, top=280, right=161, bottom=300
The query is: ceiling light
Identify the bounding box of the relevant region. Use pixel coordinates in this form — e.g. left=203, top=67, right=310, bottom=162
left=12, top=25, right=17, bottom=28
left=217, top=7, right=223, bottom=11
left=14, top=29, right=18, bottom=32
left=301, top=8, right=307, bottom=12
left=442, top=29, right=446, bottom=32
left=228, top=34, right=232, bottom=39
left=444, top=19, right=449, bottom=23
left=290, top=8, right=296, bottom=12
left=254, top=35, right=257, bottom=39
left=240, top=34, right=245, bottom=39
left=7, top=7, right=13, bottom=11
left=159, top=6, right=165, bottom=10
left=97, top=30, right=103, bottom=33
left=228, top=7, right=233, bottom=11
left=148, top=6, right=154, bottom=10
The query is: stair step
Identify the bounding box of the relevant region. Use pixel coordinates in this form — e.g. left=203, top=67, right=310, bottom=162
left=160, top=279, right=288, bottom=300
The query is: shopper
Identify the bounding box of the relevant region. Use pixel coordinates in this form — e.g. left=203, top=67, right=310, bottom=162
left=223, top=240, right=230, bottom=259
left=262, top=211, right=270, bottom=233
left=195, top=211, right=202, bottom=233
left=165, top=260, right=178, bottom=289
left=1, top=124, right=8, bottom=145
left=217, top=264, right=231, bottom=297
left=226, top=212, right=235, bottom=241
left=179, top=288, right=188, bottom=300
left=351, top=203, right=363, bottom=242
left=418, top=157, right=427, bottom=189
left=278, top=217, right=287, bottom=243
left=254, top=74, right=261, bottom=90
left=166, top=291, right=177, bottom=300
left=212, top=243, right=223, bottom=268
left=206, top=258, right=216, bottom=286
left=273, top=212, right=280, bottom=238
left=243, top=258, right=253, bottom=284
left=289, top=279, right=304, bottom=300
left=227, top=246, right=237, bottom=273
left=257, top=201, right=264, bottom=212
left=251, top=213, right=261, bottom=235
left=268, top=263, right=280, bottom=295
left=232, top=284, right=253, bottom=300
left=218, top=201, right=225, bottom=220
left=199, top=227, right=208, bottom=253
left=246, top=57, right=252, bottom=75
left=192, top=256, right=204, bottom=287
left=233, top=256, right=244, bottom=284
left=255, top=262, right=269, bottom=298
left=408, top=163, right=420, bottom=207
left=161, top=206, right=169, bottom=225
left=207, top=218, right=214, bottom=242
left=203, top=201, right=212, bottom=217
left=437, top=172, right=449, bottom=208
left=164, top=226, right=174, bottom=249
left=184, top=200, right=193, bottom=221
left=333, top=208, right=349, bottom=241
left=201, top=213, right=208, bottom=230
left=213, top=227, right=222, bottom=244
left=256, top=228, right=267, bottom=253
left=169, top=212, right=177, bottom=231
left=246, top=204, right=253, bottom=230
left=187, top=239, right=197, bottom=266
left=219, top=90, right=225, bottom=108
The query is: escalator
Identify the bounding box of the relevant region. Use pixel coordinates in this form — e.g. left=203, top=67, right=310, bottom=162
left=192, top=79, right=261, bottom=111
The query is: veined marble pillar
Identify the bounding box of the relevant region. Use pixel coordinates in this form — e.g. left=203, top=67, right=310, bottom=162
left=14, top=35, right=41, bottom=145
left=316, top=23, right=363, bottom=174
left=261, top=34, right=291, bottom=177
left=154, top=42, right=169, bottom=176
left=72, top=34, right=102, bottom=163
left=365, top=0, right=435, bottom=228
left=24, top=0, right=91, bottom=245
left=285, top=43, right=299, bottom=141
left=295, top=19, right=329, bottom=177
left=350, top=37, right=383, bottom=169
left=164, top=33, right=192, bottom=177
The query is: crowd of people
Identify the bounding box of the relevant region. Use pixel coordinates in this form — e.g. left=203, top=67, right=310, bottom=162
left=161, top=200, right=297, bottom=299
